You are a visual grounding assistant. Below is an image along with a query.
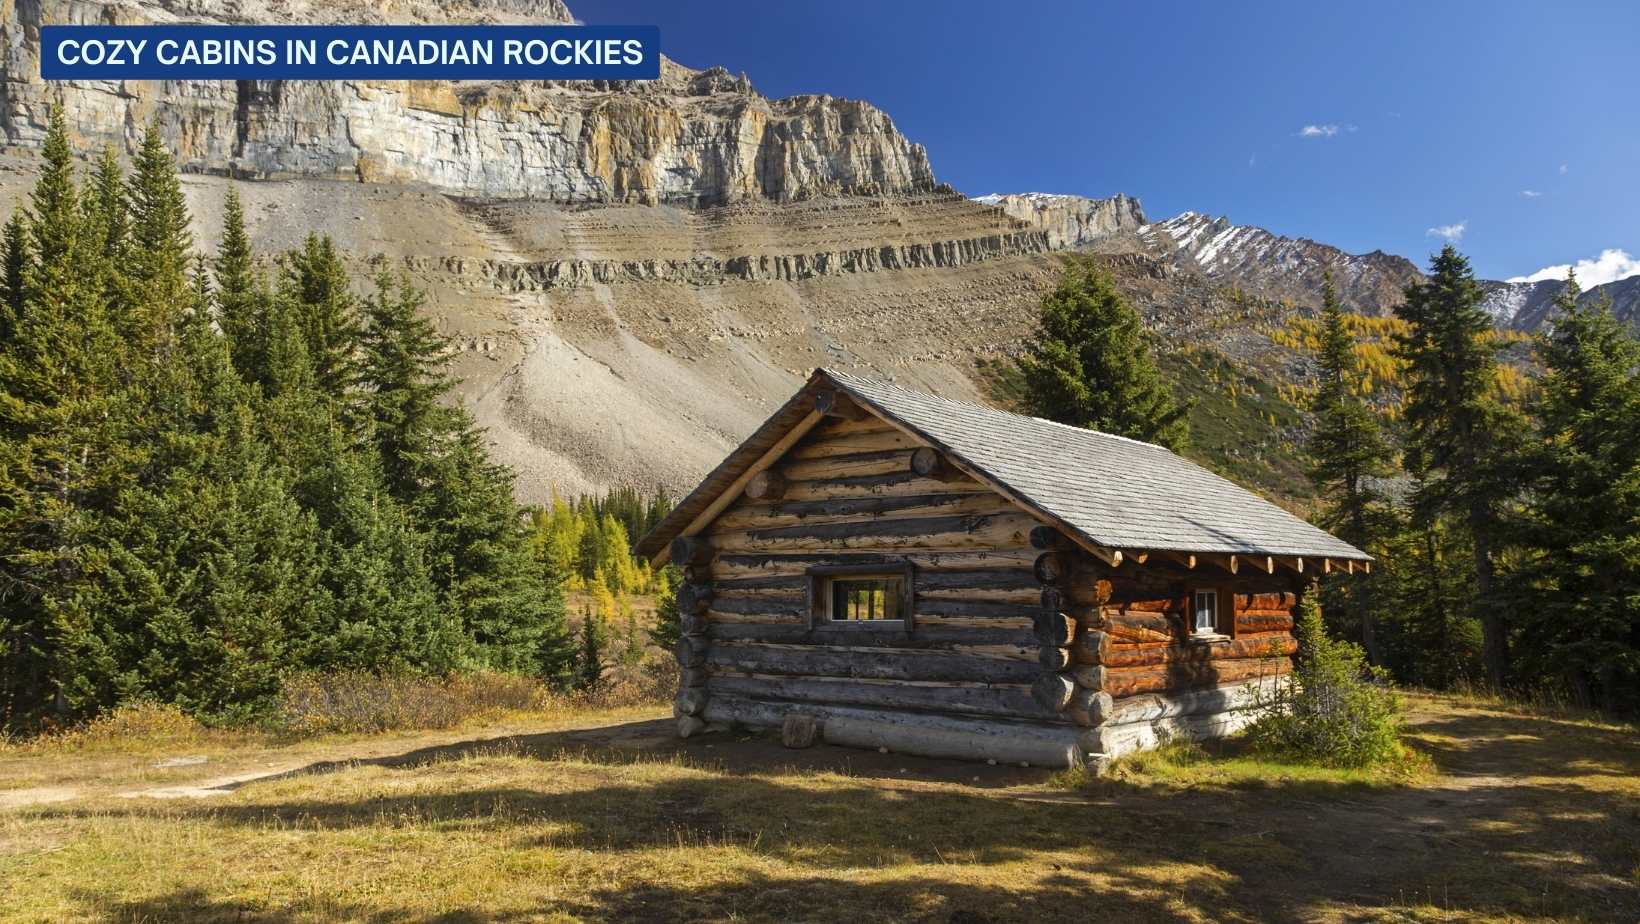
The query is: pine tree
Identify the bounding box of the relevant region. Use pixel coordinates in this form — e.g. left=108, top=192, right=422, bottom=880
left=1515, top=274, right=1640, bottom=710
left=214, top=186, right=262, bottom=377
left=1393, top=245, right=1521, bottom=689
left=1018, top=258, right=1189, bottom=450
left=577, top=609, right=605, bottom=692
left=1306, top=269, right=1395, bottom=661
left=125, top=121, right=194, bottom=353
left=84, top=145, right=128, bottom=263
left=280, top=234, right=360, bottom=400
left=649, top=565, right=684, bottom=650
left=1, top=210, right=27, bottom=341
left=360, top=272, right=455, bottom=497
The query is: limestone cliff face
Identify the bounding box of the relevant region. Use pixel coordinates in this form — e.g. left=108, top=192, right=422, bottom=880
left=0, top=1, right=936, bottom=204
left=970, top=192, right=1148, bottom=249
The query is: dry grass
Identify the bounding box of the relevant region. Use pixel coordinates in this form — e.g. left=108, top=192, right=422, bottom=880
left=1, top=694, right=1637, bottom=923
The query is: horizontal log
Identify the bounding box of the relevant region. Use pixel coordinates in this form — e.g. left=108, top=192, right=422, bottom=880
left=706, top=610, right=806, bottom=626
left=918, top=615, right=1033, bottom=631
left=815, top=389, right=869, bottom=420
left=915, top=599, right=1043, bottom=620
left=919, top=586, right=1042, bottom=606
left=1070, top=665, right=1105, bottom=690
left=706, top=643, right=1040, bottom=685
left=1235, top=614, right=1295, bottom=634
left=1100, top=636, right=1297, bottom=669
left=709, top=673, right=1063, bottom=722
left=1237, top=592, right=1297, bottom=610
left=787, top=427, right=919, bottom=460
left=1107, top=678, right=1268, bottom=725
left=916, top=569, right=1040, bottom=592
left=1234, top=607, right=1296, bottom=619
left=701, top=695, right=1082, bottom=767
left=1107, top=610, right=1178, bottom=635
left=1082, top=709, right=1258, bottom=760
left=1106, top=624, right=1178, bottom=644
left=778, top=472, right=983, bottom=503
left=1104, top=657, right=1292, bottom=698
left=707, top=621, right=1037, bottom=651
left=713, top=513, right=1037, bottom=553
left=1031, top=673, right=1076, bottom=712
left=811, top=413, right=895, bottom=437
left=709, top=549, right=1040, bottom=580
left=779, top=449, right=915, bottom=482
left=710, top=593, right=806, bottom=617
left=712, top=574, right=807, bottom=593
left=712, top=491, right=1013, bottom=532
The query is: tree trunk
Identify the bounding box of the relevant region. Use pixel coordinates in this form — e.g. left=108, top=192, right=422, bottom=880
left=1471, top=505, right=1508, bottom=691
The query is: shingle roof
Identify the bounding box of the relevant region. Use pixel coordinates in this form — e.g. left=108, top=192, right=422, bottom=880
left=636, top=369, right=1370, bottom=562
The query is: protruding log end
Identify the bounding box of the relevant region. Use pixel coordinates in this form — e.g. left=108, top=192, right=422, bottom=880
left=1033, top=610, right=1076, bottom=647
left=745, top=469, right=786, bottom=501
left=815, top=389, right=867, bottom=420
left=1040, top=586, right=1064, bottom=612
left=676, top=687, right=709, bottom=717
left=674, top=636, right=707, bottom=668
left=670, top=535, right=714, bottom=565
left=680, top=610, right=709, bottom=636
left=1033, top=551, right=1067, bottom=585
left=1038, top=646, right=1074, bottom=672
left=683, top=564, right=710, bottom=584
left=678, top=715, right=707, bottom=739
left=1068, top=688, right=1114, bottom=727
left=1031, top=673, right=1077, bottom=712
left=676, top=583, right=714, bottom=615
left=1029, top=525, right=1065, bottom=551
left=1071, top=665, right=1106, bottom=691
left=909, top=447, right=961, bottom=481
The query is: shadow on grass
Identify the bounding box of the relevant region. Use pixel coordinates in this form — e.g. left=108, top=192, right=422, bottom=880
left=48, top=701, right=1640, bottom=923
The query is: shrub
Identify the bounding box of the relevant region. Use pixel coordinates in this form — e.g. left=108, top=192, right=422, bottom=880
left=2, top=702, right=216, bottom=753
left=1247, top=591, right=1404, bottom=767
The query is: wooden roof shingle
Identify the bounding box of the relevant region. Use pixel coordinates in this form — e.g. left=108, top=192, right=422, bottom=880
left=636, top=369, right=1370, bottom=563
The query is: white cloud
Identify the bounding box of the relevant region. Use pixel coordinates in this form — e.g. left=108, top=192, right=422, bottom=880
left=1559, top=163, right=1569, bottom=175
left=1248, top=153, right=1256, bottom=167
left=1520, top=189, right=1542, bottom=198
left=1299, top=124, right=1339, bottom=138
left=1426, top=221, right=1468, bottom=243
left=1508, top=249, right=1640, bottom=288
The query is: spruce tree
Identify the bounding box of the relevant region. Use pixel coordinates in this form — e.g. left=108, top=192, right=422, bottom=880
left=125, top=121, right=194, bottom=352
left=84, top=145, right=128, bottom=263
left=1019, top=258, right=1189, bottom=450
left=1516, top=274, right=1640, bottom=710
left=360, top=271, right=455, bottom=497
left=214, top=186, right=262, bottom=376
left=1, top=210, right=27, bottom=340
left=280, top=234, right=360, bottom=400
left=1393, top=245, right=1521, bottom=689
left=1306, top=269, right=1395, bottom=661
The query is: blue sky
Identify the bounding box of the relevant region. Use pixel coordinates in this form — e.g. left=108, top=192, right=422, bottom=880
left=575, top=0, right=1639, bottom=284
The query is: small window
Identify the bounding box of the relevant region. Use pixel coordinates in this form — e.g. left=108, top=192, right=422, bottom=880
left=1193, top=589, right=1219, bottom=635
left=806, top=562, right=913, bottom=631
left=832, top=578, right=904, bottom=622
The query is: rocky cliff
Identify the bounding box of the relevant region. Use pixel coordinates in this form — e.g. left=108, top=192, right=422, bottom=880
left=969, top=192, right=1148, bottom=250
left=1, top=1, right=935, bottom=203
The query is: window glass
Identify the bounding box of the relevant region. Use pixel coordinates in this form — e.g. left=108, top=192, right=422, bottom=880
left=1194, top=590, right=1218, bottom=634
left=832, top=578, right=904, bottom=622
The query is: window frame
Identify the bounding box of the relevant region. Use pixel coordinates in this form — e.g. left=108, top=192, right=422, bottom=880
left=806, top=561, right=915, bottom=634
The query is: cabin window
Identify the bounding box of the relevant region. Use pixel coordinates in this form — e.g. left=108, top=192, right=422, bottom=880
left=1193, top=589, right=1220, bottom=635
left=831, top=578, right=904, bottom=621
left=807, top=562, right=914, bottom=631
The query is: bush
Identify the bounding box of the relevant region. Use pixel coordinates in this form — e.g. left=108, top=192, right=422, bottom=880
left=1247, top=591, right=1404, bottom=767
left=2, top=702, right=216, bottom=754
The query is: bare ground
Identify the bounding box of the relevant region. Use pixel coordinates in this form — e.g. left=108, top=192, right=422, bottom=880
left=2, top=694, right=1637, bottom=922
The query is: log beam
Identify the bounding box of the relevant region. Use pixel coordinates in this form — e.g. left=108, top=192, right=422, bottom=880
left=815, top=389, right=869, bottom=420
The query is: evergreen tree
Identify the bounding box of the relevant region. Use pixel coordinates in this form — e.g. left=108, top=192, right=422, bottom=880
left=125, top=121, right=193, bottom=353
left=1393, top=245, right=1521, bottom=689
left=84, top=145, right=128, bottom=263
left=214, top=186, right=262, bottom=377
left=649, top=565, right=684, bottom=650
left=360, top=272, right=455, bottom=497
left=280, top=234, right=360, bottom=400
left=577, top=609, right=605, bottom=692
left=1514, top=275, right=1640, bottom=710
left=1306, top=269, right=1395, bottom=661
left=1, top=210, right=27, bottom=340
left=1018, top=258, right=1189, bottom=450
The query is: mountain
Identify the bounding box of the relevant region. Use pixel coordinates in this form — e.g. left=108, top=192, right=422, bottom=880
left=3, top=0, right=1634, bottom=507
left=1480, top=275, right=1640, bottom=329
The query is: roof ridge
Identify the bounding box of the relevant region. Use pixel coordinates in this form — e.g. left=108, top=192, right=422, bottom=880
left=818, top=367, right=1170, bottom=453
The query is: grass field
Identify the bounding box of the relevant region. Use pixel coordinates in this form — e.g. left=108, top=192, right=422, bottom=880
left=2, top=694, right=1637, bottom=923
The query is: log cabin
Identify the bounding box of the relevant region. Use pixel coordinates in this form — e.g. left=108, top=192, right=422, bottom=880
left=635, top=369, right=1371, bottom=769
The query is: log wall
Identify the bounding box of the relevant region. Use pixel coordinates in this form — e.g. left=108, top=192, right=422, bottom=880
left=678, top=413, right=1066, bottom=732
